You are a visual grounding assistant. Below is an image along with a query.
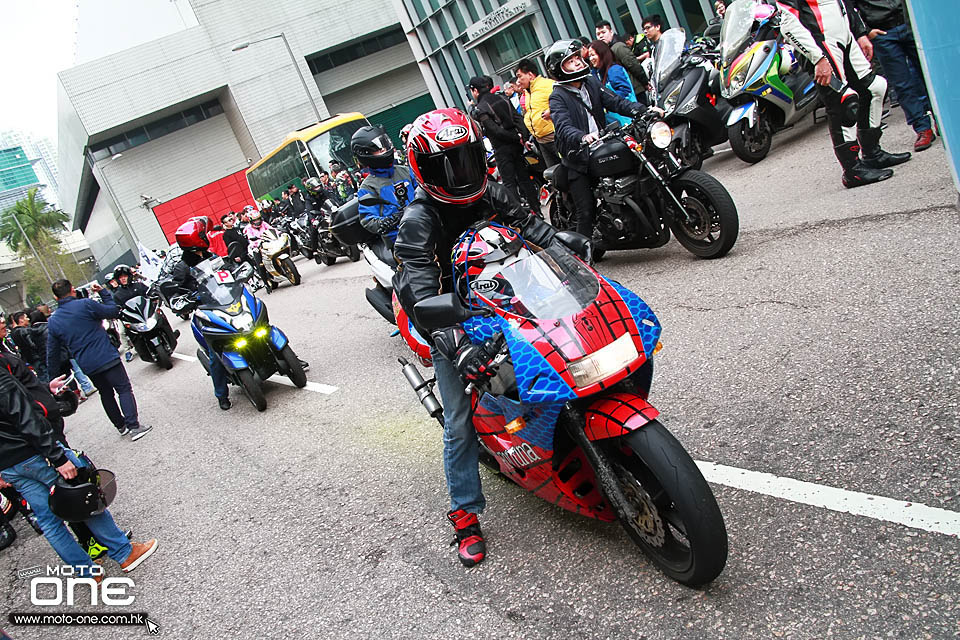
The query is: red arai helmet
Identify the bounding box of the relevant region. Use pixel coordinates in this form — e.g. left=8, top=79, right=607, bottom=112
left=407, top=108, right=487, bottom=205
left=174, top=216, right=210, bottom=250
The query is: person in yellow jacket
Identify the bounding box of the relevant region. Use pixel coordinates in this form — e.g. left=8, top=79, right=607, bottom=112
left=515, top=59, right=560, bottom=168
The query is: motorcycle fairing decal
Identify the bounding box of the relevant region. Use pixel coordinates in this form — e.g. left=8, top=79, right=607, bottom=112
left=583, top=393, right=660, bottom=440
left=462, top=314, right=500, bottom=342
left=242, top=287, right=262, bottom=318
left=501, top=320, right=577, bottom=407
left=474, top=394, right=563, bottom=459
left=603, top=278, right=661, bottom=357
left=221, top=351, right=248, bottom=370
left=201, top=310, right=235, bottom=333
left=269, top=326, right=287, bottom=350
left=190, top=323, right=206, bottom=348
left=727, top=101, right=757, bottom=127
left=746, top=46, right=779, bottom=90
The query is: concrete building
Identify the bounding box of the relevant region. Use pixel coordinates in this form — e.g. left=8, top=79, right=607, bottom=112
left=58, top=0, right=434, bottom=268
left=392, top=0, right=716, bottom=111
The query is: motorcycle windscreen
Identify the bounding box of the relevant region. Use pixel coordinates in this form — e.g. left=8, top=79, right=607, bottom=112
left=720, top=0, right=758, bottom=67
left=652, top=29, right=686, bottom=93
left=191, top=259, right=244, bottom=306
left=120, top=295, right=148, bottom=323
left=469, top=244, right=599, bottom=319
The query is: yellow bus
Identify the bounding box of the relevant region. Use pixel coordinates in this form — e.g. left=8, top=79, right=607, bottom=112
left=245, top=112, right=369, bottom=202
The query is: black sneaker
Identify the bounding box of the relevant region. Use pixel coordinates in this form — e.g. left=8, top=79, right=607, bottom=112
left=218, top=397, right=232, bottom=410
left=118, top=426, right=131, bottom=437
left=447, top=510, right=486, bottom=567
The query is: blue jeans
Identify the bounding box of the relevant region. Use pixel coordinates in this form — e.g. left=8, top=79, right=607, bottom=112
left=431, top=347, right=485, bottom=515
left=71, top=358, right=95, bottom=395
left=873, top=24, right=932, bottom=133
left=1, top=449, right=132, bottom=577
left=209, top=352, right=229, bottom=399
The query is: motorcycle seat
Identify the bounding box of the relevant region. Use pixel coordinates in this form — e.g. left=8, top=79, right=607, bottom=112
left=543, top=165, right=558, bottom=184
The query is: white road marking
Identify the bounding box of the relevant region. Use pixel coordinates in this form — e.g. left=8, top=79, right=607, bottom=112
left=697, top=460, right=960, bottom=537
left=266, top=375, right=338, bottom=394
left=171, top=352, right=197, bottom=362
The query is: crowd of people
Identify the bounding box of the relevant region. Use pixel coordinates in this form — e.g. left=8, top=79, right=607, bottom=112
left=0, top=0, right=941, bottom=579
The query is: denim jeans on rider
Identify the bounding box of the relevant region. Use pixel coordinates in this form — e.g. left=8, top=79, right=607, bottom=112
left=208, top=353, right=229, bottom=399
left=431, top=347, right=485, bottom=515
left=872, top=24, right=932, bottom=133
left=0, top=448, right=132, bottom=577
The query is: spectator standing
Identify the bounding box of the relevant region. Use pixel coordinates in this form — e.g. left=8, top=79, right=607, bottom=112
left=853, top=0, right=936, bottom=151
left=1, top=320, right=19, bottom=357
left=595, top=20, right=649, bottom=102
left=469, top=75, right=540, bottom=209
left=515, top=59, right=560, bottom=168
left=45, top=279, right=152, bottom=441
left=587, top=40, right=639, bottom=126
left=330, top=162, right=357, bottom=202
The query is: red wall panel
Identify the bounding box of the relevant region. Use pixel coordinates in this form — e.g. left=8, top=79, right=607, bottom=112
left=152, top=169, right=254, bottom=245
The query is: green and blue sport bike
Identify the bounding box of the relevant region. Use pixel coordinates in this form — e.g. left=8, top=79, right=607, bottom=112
left=719, top=0, right=821, bottom=163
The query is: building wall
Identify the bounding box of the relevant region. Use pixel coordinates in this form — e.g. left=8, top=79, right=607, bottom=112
left=151, top=169, right=253, bottom=243
left=93, top=114, right=248, bottom=251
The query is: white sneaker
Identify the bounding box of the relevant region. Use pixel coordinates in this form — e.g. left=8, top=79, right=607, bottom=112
left=128, top=424, right=153, bottom=441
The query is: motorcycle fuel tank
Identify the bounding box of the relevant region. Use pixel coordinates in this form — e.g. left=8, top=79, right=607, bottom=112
left=588, top=139, right=636, bottom=178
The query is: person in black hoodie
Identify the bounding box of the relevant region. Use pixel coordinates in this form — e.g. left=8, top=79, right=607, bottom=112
left=468, top=75, right=540, bottom=210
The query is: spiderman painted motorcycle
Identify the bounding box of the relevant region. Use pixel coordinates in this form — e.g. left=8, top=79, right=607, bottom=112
left=396, top=224, right=727, bottom=586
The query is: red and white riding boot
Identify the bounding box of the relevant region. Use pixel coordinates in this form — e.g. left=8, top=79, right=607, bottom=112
left=447, top=510, right=486, bottom=567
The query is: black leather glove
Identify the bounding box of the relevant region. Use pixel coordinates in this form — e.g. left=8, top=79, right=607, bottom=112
left=553, top=230, right=591, bottom=261
left=377, top=212, right=401, bottom=234
left=431, top=327, right=502, bottom=383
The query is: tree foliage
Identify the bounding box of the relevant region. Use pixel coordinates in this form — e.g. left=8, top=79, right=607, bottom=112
left=0, top=187, right=69, bottom=252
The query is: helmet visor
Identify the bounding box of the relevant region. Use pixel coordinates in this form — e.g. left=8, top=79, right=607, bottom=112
left=417, top=142, right=486, bottom=196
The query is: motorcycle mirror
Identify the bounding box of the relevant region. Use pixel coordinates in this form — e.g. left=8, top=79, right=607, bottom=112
left=413, top=293, right=486, bottom=330
left=235, top=263, right=254, bottom=281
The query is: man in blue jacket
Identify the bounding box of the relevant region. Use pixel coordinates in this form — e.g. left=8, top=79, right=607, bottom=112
left=546, top=39, right=644, bottom=240
left=45, top=279, right=152, bottom=441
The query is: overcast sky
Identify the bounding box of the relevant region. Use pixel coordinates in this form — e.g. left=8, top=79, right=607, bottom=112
left=0, top=0, right=197, bottom=144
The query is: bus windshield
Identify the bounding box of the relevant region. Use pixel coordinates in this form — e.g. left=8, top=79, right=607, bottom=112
left=306, top=120, right=368, bottom=174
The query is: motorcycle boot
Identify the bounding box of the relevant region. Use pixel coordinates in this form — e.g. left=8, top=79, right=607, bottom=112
left=447, top=509, right=486, bottom=567
left=835, top=142, right=893, bottom=189
left=859, top=127, right=911, bottom=169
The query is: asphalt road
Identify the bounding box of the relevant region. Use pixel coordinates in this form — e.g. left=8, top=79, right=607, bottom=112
left=2, top=109, right=958, bottom=640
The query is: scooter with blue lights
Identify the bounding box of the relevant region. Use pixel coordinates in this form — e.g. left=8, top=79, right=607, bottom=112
left=177, top=258, right=307, bottom=411
left=719, top=0, right=820, bottom=163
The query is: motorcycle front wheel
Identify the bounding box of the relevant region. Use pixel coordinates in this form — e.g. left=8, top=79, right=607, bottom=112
left=599, top=420, right=727, bottom=587
left=237, top=369, right=266, bottom=411
left=318, top=253, right=336, bottom=266
left=728, top=111, right=772, bottom=164
left=278, top=344, right=307, bottom=388
left=346, top=244, right=361, bottom=262
left=281, top=257, right=301, bottom=285
left=155, top=344, right=173, bottom=370
left=668, top=170, right=739, bottom=259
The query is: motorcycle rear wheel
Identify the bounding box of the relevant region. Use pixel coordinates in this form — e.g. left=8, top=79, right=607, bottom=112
left=237, top=369, right=267, bottom=411
left=728, top=113, right=772, bottom=163
left=669, top=170, right=739, bottom=259
left=281, top=257, right=301, bottom=285
left=318, top=253, right=336, bottom=266
left=600, top=420, right=727, bottom=587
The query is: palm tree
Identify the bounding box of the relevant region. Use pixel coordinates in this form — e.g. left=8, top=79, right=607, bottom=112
left=0, top=187, right=70, bottom=252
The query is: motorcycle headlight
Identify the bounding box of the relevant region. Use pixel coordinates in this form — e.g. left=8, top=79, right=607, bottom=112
left=568, top=333, right=640, bottom=388
left=648, top=121, right=673, bottom=149
left=662, top=84, right=682, bottom=115
left=724, top=68, right=748, bottom=97
left=134, top=322, right=150, bottom=332
left=234, top=314, right=254, bottom=332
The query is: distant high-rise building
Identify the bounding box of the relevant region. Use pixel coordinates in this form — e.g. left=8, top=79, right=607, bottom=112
left=0, top=130, right=60, bottom=208
left=0, top=145, right=43, bottom=214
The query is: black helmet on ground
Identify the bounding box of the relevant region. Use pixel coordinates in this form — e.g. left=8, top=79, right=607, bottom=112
left=545, top=39, right=591, bottom=84
left=351, top=125, right=395, bottom=169
left=48, top=463, right=117, bottom=521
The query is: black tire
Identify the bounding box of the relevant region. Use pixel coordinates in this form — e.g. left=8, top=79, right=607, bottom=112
left=281, top=257, right=301, bottom=285
left=196, top=348, right=210, bottom=375
left=237, top=369, right=267, bottom=411
left=155, top=344, right=173, bottom=370
left=599, top=420, right=727, bottom=587
left=673, top=132, right=704, bottom=170
left=279, top=344, right=307, bottom=388
left=319, top=253, right=336, bottom=266
left=668, top=170, right=739, bottom=259
left=728, top=112, right=772, bottom=163
left=346, top=244, right=362, bottom=262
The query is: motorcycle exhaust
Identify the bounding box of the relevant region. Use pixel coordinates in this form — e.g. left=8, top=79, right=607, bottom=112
left=398, top=357, right=444, bottom=426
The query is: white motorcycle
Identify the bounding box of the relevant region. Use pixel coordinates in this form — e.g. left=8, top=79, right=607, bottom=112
left=252, top=227, right=301, bottom=287
left=330, top=198, right=396, bottom=324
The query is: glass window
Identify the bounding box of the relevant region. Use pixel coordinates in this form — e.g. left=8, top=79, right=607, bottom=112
left=298, top=141, right=320, bottom=179
left=331, top=43, right=364, bottom=66
left=429, top=0, right=441, bottom=10
left=639, top=0, right=669, bottom=28
left=379, top=29, right=407, bottom=48
left=616, top=1, right=636, bottom=35
left=449, top=4, right=466, bottom=31
left=675, top=0, right=708, bottom=33
left=306, top=118, right=370, bottom=174
left=247, top=142, right=307, bottom=200
left=479, top=0, right=493, bottom=14
left=203, top=100, right=224, bottom=117
left=408, top=0, right=427, bottom=21
left=436, top=15, right=452, bottom=42
left=125, top=128, right=149, bottom=147
left=484, top=19, right=540, bottom=72
left=463, top=0, right=479, bottom=22
left=183, top=105, right=204, bottom=126
left=423, top=21, right=440, bottom=49
left=90, top=147, right=111, bottom=162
